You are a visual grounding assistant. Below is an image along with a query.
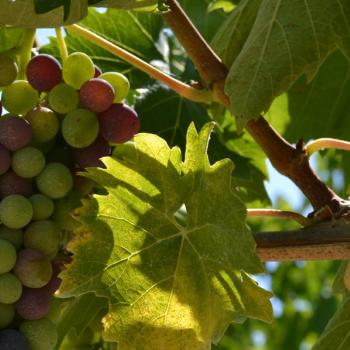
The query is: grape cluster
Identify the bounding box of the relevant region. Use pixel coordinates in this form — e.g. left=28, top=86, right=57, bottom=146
left=0, top=52, right=140, bottom=349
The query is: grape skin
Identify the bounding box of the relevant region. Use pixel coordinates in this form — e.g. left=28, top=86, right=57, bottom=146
left=0, top=116, right=32, bottom=151
left=0, top=329, right=29, bottom=350
left=30, top=194, right=55, bottom=221
left=0, top=145, right=11, bottom=175
left=62, top=108, right=99, bottom=148
left=94, top=65, right=102, bottom=77
left=98, top=103, right=140, bottom=144
left=15, top=287, right=51, bottom=320
left=2, top=80, right=39, bottom=115
left=100, top=72, right=130, bottom=102
left=26, top=54, right=62, bottom=92
left=0, top=54, right=18, bottom=87
left=0, top=273, right=23, bottom=304
left=48, top=83, right=79, bottom=114
left=0, top=239, right=16, bottom=274
left=0, top=226, right=23, bottom=250
left=0, top=303, right=15, bottom=329
left=13, top=249, right=53, bottom=288
left=11, top=147, right=45, bottom=178
left=79, top=78, right=115, bottom=113
left=25, top=106, right=59, bottom=143
left=72, top=135, right=110, bottom=168
left=0, top=171, right=34, bottom=199
left=36, top=163, right=73, bottom=199
left=0, top=195, right=33, bottom=229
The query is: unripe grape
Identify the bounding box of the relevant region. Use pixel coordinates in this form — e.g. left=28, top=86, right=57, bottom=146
left=36, top=163, right=73, bottom=199
left=0, top=273, right=22, bottom=304
left=0, top=239, right=16, bottom=273
left=25, top=106, right=59, bottom=143
left=98, top=103, right=140, bottom=144
left=0, top=145, right=10, bottom=175
left=12, top=147, right=45, bottom=178
left=48, top=83, right=79, bottom=114
left=0, top=171, right=34, bottom=199
left=62, top=52, right=95, bottom=89
left=30, top=194, right=55, bottom=220
left=24, top=220, right=60, bottom=258
left=0, top=226, right=23, bottom=250
left=100, top=72, right=130, bottom=102
left=2, top=80, right=39, bottom=115
left=0, top=116, right=32, bottom=151
left=20, top=318, right=58, bottom=350
left=62, top=109, right=99, bottom=148
left=26, top=54, right=62, bottom=92
left=0, top=329, right=29, bottom=349
left=13, top=249, right=52, bottom=288
left=0, top=303, right=15, bottom=329
left=0, top=54, right=18, bottom=87
left=0, top=195, right=33, bottom=229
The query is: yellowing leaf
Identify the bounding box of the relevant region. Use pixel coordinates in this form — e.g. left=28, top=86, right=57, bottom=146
left=59, top=123, right=272, bottom=349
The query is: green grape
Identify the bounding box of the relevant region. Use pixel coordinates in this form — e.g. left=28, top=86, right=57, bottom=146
left=24, top=220, right=60, bottom=259
left=0, top=239, right=16, bottom=273
left=12, top=147, right=45, bottom=178
left=20, top=318, right=58, bottom=350
left=30, top=194, right=55, bottom=220
left=36, top=163, right=73, bottom=199
left=25, top=106, right=59, bottom=143
left=62, top=52, right=95, bottom=89
left=48, top=83, right=79, bottom=114
left=0, top=54, right=18, bottom=87
left=0, top=226, right=23, bottom=250
left=0, top=273, right=22, bottom=304
left=62, top=109, right=99, bottom=148
left=2, top=80, right=39, bottom=115
left=0, top=303, right=15, bottom=329
left=0, top=195, right=33, bottom=229
left=100, top=72, right=130, bottom=102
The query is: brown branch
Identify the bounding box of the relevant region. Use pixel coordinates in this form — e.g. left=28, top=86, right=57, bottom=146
left=254, top=221, right=350, bottom=261
left=163, top=0, right=345, bottom=213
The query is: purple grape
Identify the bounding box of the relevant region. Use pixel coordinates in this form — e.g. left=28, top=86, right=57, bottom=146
left=98, top=103, right=140, bottom=144
left=13, top=249, right=53, bottom=288
left=0, top=116, right=32, bottom=151
left=0, top=171, right=34, bottom=198
left=46, top=262, right=62, bottom=294
left=0, top=144, right=10, bottom=175
left=72, top=136, right=110, bottom=168
left=94, top=65, right=102, bottom=77
left=0, top=329, right=29, bottom=350
left=79, top=78, right=115, bottom=113
left=15, top=287, right=51, bottom=320
left=26, top=54, right=62, bottom=92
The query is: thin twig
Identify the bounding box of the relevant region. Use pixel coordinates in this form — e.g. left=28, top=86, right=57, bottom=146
left=247, top=209, right=311, bottom=226
left=65, top=24, right=213, bottom=104
left=306, top=138, right=350, bottom=156
left=55, top=27, right=68, bottom=61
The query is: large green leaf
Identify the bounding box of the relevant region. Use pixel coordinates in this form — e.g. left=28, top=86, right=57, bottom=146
left=0, top=28, right=23, bottom=52
left=59, top=124, right=272, bottom=349
left=214, top=0, right=350, bottom=127
left=41, top=8, right=163, bottom=88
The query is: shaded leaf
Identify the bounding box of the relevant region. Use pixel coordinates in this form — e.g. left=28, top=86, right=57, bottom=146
left=59, top=124, right=272, bottom=349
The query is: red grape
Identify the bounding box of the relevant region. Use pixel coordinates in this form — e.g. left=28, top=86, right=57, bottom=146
left=94, top=65, right=102, bottom=77
left=98, top=103, right=140, bottom=144
left=15, top=287, right=51, bottom=320
left=0, top=171, right=34, bottom=198
left=0, top=145, right=10, bottom=175
left=46, top=262, right=62, bottom=294
left=79, top=78, right=115, bottom=113
left=72, top=135, right=110, bottom=168
left=26, top=54, right=62, bottom=92
left=0, top=116, right=32, bottom=151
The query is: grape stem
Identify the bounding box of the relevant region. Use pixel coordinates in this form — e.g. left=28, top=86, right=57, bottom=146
left=306, top=138, right=350, bottom=156
left=65, top=24, right=214, bottom=104
left=247, top=209, right=312, bottom=226
left=17, top=29, right=36, bottom=79
left=55, top=27, right=69, bottom=61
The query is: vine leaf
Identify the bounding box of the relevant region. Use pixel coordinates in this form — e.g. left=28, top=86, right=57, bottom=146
left=213, top=0, right=350, bottom=128
left=59, top=123, right=272, bottom=349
